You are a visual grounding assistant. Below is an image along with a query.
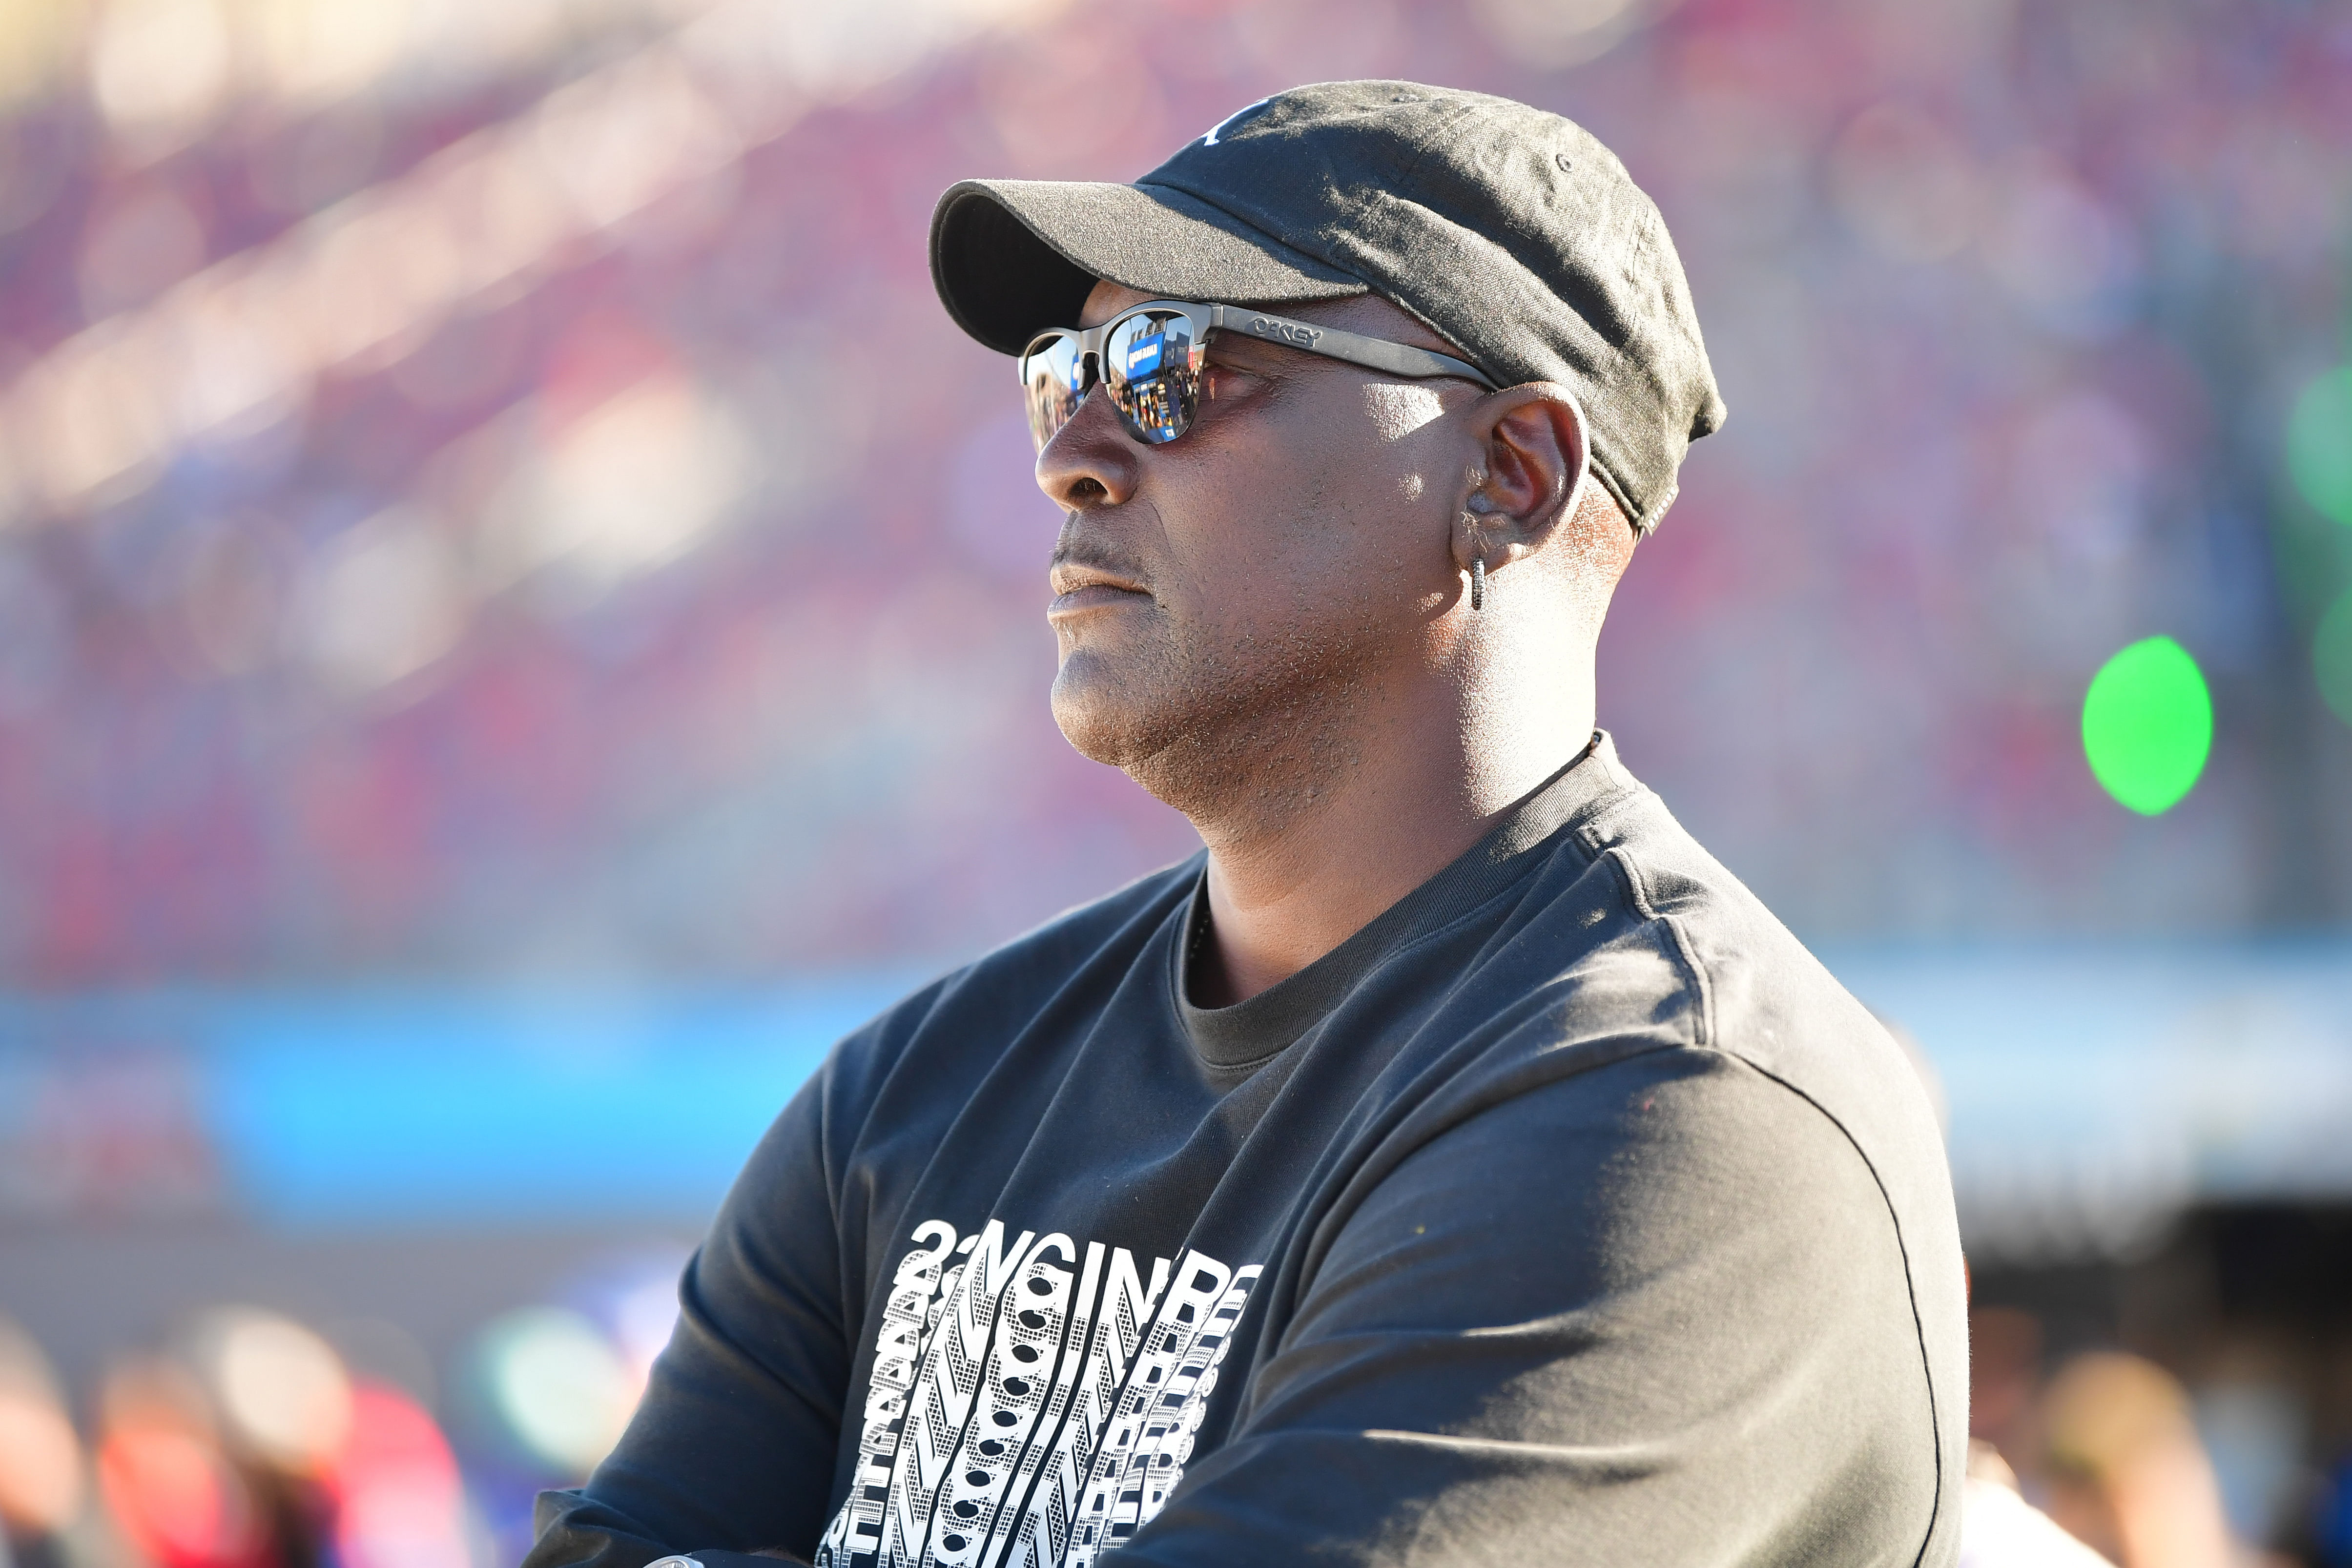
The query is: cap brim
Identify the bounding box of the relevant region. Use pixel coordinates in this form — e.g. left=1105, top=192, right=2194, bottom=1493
left=931, top=178, right=1368, bottom=355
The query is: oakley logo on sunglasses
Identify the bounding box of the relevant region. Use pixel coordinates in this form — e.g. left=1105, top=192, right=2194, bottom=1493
left=1246, top=317, right=1323, bottom=348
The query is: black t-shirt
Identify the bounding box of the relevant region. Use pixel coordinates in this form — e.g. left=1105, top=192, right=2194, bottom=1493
left=526, top=735, right=1966, bottom=1568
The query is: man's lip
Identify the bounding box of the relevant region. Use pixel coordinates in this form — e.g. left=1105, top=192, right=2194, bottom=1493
left=1049, top=581, right=1151, bottom=617
left=1047, top=564, right=1150, bottom=616
left=1049, top=563, right=1147, bottom=594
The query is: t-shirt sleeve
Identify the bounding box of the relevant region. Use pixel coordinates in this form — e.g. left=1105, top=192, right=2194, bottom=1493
left=1122, top=1046, right=1945, bottom=1568
left=524, top=1064, right=852, bottom=1568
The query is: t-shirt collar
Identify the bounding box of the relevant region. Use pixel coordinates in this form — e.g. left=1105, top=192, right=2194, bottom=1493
left=1173, top=730, right=1634, bottom=1070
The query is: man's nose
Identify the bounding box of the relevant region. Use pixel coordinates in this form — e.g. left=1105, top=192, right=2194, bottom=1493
left=1035, top=386, right=1139, bottom=510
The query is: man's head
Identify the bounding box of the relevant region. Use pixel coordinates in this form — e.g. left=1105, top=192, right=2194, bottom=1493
left=1034, top=278, right=1628, bottom=818
left=928, top=82, right=1723, bottom=827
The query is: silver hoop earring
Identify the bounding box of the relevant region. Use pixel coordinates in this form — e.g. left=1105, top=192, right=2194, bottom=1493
left=1471, top=556, right=1486, bottom=611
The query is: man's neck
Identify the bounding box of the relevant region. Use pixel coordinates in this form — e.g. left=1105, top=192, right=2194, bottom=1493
left=1182, top=661, right=1597, bottom=1008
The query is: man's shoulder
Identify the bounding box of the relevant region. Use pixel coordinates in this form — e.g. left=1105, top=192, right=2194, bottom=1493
left=939, top=851, right=1202, bottom=1008
left=1485, top=743, right=1883, bottom=1064
left=1482, top=768, right=1968, bottom=1567
left=827, top=853, right=1200, bottom=1079
left=1542, top=764, right=1969, bottom=1560
left=1552, top=770, right=1925, bottom=1133
left=1525, top=765, right=1963, bottom=1331
left=1401, top=762, right=1956, bottom=1224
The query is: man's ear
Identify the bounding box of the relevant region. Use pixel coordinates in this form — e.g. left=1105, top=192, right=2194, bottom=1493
left=1448, top=383, right=1589, bottom=579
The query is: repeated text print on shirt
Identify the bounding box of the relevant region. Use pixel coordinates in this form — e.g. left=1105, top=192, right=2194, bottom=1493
left=813, top=1217, right=1263, bottom=1568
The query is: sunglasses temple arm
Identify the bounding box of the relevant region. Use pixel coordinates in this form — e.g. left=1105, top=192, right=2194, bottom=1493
left=1206, top=304, right=1496, bottom=390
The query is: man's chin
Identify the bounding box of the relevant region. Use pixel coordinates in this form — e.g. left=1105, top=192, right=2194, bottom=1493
left=1051, top=654, right=1328, bottom=823
left=1048, top=662, right=1162, bottom=770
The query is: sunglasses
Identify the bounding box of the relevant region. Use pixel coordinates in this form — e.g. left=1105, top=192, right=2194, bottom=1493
left=1018, top=298, right=1496, bottom=452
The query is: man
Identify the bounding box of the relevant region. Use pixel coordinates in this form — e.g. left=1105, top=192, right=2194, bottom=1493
left=526, top=81, right=1966, bottom=1568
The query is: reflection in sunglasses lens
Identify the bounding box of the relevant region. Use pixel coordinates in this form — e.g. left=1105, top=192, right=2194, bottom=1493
left=1105, top=310, right=1201, bottom=446
left=1022, top=333, right=1087, bottom=450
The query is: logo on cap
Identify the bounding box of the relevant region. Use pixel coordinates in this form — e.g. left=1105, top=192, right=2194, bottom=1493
left=1199, top=97, right=1271, bottom=147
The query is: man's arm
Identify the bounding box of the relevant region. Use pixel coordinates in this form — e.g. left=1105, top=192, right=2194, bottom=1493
left=1126, top=1045, right=1951, bottom=1568
left=526, top=1071, right=852, bottom=1568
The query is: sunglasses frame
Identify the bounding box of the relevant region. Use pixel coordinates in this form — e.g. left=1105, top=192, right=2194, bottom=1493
left=1018, top=298, right=1498, bottom=450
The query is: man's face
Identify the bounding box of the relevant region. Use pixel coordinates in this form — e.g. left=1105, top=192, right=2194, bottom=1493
left=1038, top=281, right=1482, bottom=813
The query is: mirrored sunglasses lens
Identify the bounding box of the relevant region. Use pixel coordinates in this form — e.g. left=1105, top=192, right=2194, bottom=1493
left=1103, top=310, right=1201, bottom=446
left=1021, top=335, right=1087, bottom=450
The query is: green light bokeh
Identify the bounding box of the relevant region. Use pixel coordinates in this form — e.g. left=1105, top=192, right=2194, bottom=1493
left=2315, top=591, right=2352, bottom=730
left=2288, top=366, right=2352, bottom=527
left=2081, top=636, right=2212, bottom=816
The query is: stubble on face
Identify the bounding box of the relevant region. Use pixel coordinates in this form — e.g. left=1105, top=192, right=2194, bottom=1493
left=1049, top=476, right=1413, bottom=842
left=1039, top=289, right=1468, bottom=847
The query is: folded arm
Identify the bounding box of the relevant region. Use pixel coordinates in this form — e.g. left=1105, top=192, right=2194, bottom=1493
left=526, top=1072, right=852, bottom=1568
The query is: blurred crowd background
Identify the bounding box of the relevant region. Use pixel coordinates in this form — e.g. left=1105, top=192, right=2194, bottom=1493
left=0, top=0, right=2348, bottom=1562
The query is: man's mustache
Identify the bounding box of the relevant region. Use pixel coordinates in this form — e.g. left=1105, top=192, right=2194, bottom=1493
left=1049, top=536, right=1152, bottom=587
